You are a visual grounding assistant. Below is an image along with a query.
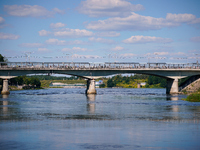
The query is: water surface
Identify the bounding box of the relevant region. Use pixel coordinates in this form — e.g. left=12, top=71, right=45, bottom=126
left=0, top=88, right=200, bottom=150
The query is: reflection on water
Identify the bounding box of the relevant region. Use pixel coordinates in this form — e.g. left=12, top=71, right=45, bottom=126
left=166, top=94, right=179, bottom=101
left=2, top=101, right=8, bottom=118
left=2, top=95, right=9, bottom=99
left=87, top=94, right=96, bottom=114
left=0, top=88, right=200, bottom=150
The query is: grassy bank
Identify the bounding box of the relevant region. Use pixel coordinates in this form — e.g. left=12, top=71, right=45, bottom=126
left=40, top=80, right=87, bottom=88
left=185, top=91, right=200, bottom=102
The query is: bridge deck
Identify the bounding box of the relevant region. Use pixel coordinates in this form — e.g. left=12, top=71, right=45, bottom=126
left=0, top=62, right=200, bottom=79
left=0, top=61, right=199, bottom=69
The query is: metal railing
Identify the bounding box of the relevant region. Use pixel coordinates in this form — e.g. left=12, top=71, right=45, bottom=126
left=0, top=62, right=199, bottom=69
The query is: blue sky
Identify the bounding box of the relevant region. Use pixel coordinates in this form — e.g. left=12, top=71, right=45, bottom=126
left=0, top=0, right=200, bottom=63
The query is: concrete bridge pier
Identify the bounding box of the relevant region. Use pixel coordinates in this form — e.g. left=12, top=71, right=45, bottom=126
left=85, top=79, right=97, bottom=94
left=1, top=79, right=10, bottom=95
left=166, top=78, right=179, bottom=94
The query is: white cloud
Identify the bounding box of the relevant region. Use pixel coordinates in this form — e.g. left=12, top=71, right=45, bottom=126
left=86, top=12, right=200, bottom=31
left=154, top=52, right=169, bottom=55
left=166, top=13, right=199, bottom=24
left=52, top=8, right=65, bottom=15
left=19, top=43, right=44, bottom=47
left=38, top=48, right=49, bottom=52
left=45, top=39, right=66, bottom=45
left=190, top=36, right=200, bottom=42
left=62, top=47, right=88, bottom=52
left=0, top=17, right=7, bottom=28
left=120, top=53, right=136, bottom=57
left=38, top=30, right=51, bottom=36
left=62, top=48, right=71, bottom=51
left=77, top=0, right=144, bottom=17
left=123, top=35, right=173, bottom=44
left=50, top=22, right=66, bottom=28
left=54, top=28, right=93, bottom=37
left=72, top=47, right=87, bottom=51
left=89, top=37, right=115, bottom=44
left=173, top=52, right=185, bottom=55
left=112, top=46, right=124, bottom=51
left=95, top=31, right=120, bottom=37
left=45, top=38, right=87, bottom=45
left=0, top=32, right=20, bottom=40
left=0, top=17, right=5, bottom=23
left=68, top=40, right=88, bottom=45
left=4, top=5, right=64, bottom=18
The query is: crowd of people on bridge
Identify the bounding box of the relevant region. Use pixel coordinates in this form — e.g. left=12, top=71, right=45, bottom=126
left=0, top=62, right=200, bottom=69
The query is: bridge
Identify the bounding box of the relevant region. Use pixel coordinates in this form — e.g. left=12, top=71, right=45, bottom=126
left=0, top=62, right=200, bottom=95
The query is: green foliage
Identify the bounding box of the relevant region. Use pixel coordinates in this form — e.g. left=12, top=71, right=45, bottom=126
left=107, top=78, right=116, bottom=87
left=106, top=74, right=148, bottom=88
left=99, top=83, right=105, bottom=88
left=27, top=75, right=82, bottom=80
left=10, top=76, right=41, bottom=88
left=0, top=54, right=6, bottom=62
left=179, top=76, right=191, bottom=86
left=0, top=54, right=6, bottom=86
left=30, top=77, right=41, bottom=87
left=105, top=74, right=166, bottom=88
left=40, top=80, right=86, bottom=88
left=186, top=93, right=200, bottom=102
left=147, top=75, right=166, bottom=88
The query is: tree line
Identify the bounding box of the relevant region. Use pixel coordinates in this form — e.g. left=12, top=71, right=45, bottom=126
left=105, top=74, right=167, bottom=88
left=10, top=76, right=41, bottom=88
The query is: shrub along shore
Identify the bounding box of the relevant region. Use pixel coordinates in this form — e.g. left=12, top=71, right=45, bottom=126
left=184, top=90, right=200, bottom=102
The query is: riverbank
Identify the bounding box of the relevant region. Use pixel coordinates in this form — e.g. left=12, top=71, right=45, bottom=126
left=184, top=90, right=200, bottom=102
left=40, top=80, right=87, bottom=88
left=181, top=79, right=200, bottom=102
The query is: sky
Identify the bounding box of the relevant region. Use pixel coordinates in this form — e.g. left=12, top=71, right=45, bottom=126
left=0, top=0, right=200, bottom=63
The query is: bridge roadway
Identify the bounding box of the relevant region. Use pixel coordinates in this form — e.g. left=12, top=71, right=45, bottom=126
left=0, top=62, right=200, bottom=94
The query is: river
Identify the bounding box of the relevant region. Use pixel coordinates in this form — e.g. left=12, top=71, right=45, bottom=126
left=0, top=88, right=200, bottom=150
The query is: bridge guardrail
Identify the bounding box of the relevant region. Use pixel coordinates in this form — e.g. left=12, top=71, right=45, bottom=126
left=0, top=62, right=200, bottom=70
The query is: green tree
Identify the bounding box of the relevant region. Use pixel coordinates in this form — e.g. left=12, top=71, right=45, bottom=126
left=0, top=54, right=6, bottom=86
left=10, top=76, right=41, bottom=88
left=160, top=79, right=167, bottom=88
left=147, top=75, right=166, bottom=88
left=107, top=78, right=116, bottom=87
left=0, top=54, right=6, bottom=62
left=125, top=77, right=130, bottom=84
left=99, top=83, right=105, bottom=88
left=30, top=77, right=40, bottom=87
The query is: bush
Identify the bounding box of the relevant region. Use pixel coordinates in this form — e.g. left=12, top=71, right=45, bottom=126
left=186, top=93, right=200, bottom=102
left=107, top=78, right=116, bottom=87
left=10, top=76, right=41, bottom=88
left=99, top=83, right=105, bottom=88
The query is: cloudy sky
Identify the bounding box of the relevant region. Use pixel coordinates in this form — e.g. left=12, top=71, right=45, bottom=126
left=0, top=0, right=200, bottom=63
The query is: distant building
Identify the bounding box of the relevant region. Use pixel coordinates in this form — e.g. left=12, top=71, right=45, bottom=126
left=95, top=80, right=104, bottom=87
left=49, top=82, right=86, bottom=88
left=138, top=82, right=146, bottom=88
left=140, top=82, right=146, bottom=86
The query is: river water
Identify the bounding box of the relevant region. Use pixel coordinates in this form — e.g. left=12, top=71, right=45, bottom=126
left=0, top=88, right=200, bottom=150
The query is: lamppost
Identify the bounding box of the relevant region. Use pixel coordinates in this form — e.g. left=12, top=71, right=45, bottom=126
left=24, top=51, right=33, bottom=62
left=195, top=53, right=199, bottom=67
left=154, top=52, right=158, bottom=64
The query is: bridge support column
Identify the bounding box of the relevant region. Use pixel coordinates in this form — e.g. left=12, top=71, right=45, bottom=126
left=85, top=79, right=96, bottom=94
left=166, top=78, right=179, bottom=94
left=1, top=79, right=10, bottom=95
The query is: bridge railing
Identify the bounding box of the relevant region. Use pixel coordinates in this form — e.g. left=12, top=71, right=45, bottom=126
left=0, top=62, right=199, bottom=69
